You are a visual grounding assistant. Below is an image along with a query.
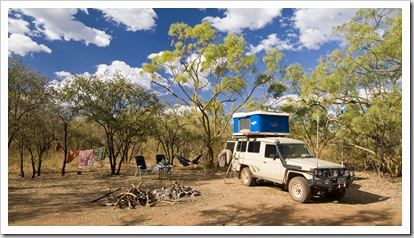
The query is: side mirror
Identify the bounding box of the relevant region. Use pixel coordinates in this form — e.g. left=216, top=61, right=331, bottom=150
left=269, top=154, right=278, bottom=160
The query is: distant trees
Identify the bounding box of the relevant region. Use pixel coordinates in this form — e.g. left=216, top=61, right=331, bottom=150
left=8, top=58, right=161, bottom=176
left=66, top=73, right=160, bottom=175
left=154, top=104, right=204, bottom=165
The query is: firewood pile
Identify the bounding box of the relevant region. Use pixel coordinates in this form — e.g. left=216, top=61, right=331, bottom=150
left=94, top=181, right=201, bottom=209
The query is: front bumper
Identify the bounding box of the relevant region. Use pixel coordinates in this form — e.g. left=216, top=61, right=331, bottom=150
left=308, top=167, right=355, bottom=189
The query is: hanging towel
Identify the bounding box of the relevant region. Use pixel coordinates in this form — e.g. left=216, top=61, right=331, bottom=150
left=79, top=150, right=94, bottom=168
left=67, top=150, right=79, bottom=163
left=93, top=147, right=106, bottom=161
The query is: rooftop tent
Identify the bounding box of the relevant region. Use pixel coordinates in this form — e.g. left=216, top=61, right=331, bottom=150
left=233, top=111, right=289, bottom=136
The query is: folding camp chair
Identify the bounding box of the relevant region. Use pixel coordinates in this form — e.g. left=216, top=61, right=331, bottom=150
left=156, top=154, right=166, bottom=164
left=134, top=156, right=151, bottom=178
left=154, top=154, right=172, bottom=180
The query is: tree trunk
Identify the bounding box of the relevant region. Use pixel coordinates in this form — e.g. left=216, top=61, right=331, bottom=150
left=30, top=154, right=36, bottom=179
left=116, top=152, right=127, bottom=175
left=61, top=123, right=68, bottom=176
left=106, top=132, right=116, bottom=175
left=36, top=156, right=42, bottom=177
left=19, top=148, right=25, bottom=178
left=206, top=144, right=214, bottom=169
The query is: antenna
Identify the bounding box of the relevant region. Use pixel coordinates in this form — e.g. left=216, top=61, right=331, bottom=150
left=340, top=103, right=346, bottom=167
left=316, top=110, right=319, bottom=168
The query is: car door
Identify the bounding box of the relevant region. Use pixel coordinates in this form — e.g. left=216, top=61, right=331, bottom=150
left=260, top=144, right=284, bottom=183
left=244, top=141, right=264, bottom=177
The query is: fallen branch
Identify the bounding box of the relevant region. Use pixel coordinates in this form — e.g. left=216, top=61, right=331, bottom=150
left=90, top=188, right=121, bottom=203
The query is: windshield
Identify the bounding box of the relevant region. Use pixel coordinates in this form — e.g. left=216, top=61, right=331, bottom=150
left=277, top=143, right=313, bottom=159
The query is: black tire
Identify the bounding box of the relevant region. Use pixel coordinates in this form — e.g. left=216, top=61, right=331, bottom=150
left=288, top=177, right=311, bottom=203
left=324, top=188, right=346, bottom=201
left=240, top=167, right=255, bottom=186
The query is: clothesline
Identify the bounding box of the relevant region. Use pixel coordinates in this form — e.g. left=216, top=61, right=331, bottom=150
left=55, top=144, right=106, bottom=168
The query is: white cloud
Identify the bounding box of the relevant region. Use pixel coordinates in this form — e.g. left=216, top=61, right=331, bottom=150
left=52, top=61, right=152, bottom=90
left=95, top=60, right=152, bottom=89
left=8, top=33, right=51, bottom=56
left=203, top=8, right=282, bottom=33
left=293, top=8, right=358, bottom=50
left=97, top=8, right=157, bottom=32
left=8, top=18, right=30, bottom=34
left=249, top=33, right=296, bottom=54
left=147, top=51, right=163, bottom=60
left=19, top=8, right=111, bottom=47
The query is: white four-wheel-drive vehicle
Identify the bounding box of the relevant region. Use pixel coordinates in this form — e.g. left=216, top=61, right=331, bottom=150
left=227, top=111, right=354, bottom=203
left=230, top=136, right=354, bottom=203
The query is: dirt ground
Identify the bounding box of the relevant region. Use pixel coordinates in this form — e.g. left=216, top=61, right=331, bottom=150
left=7, top=164, right=403, bottom=233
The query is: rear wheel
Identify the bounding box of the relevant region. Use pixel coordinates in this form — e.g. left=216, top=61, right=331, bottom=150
left=324, top=188, right=346, bottom=201
left=288, top=177, right=311, bottom=203
left=240, top=167, right=255, bottom=186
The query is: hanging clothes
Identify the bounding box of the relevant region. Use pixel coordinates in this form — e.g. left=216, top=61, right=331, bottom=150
left=93, top=147, right=106, bottom=161
left=66, top=150, right=79, bottom=163
left=79, top=150, right=94, bottom=168
left=55, top=143, right=62, bottom=152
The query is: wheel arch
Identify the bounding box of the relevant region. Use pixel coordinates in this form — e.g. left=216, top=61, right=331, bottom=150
left=284, top=171, right=306, bottom=190
left=238, top=164, right=249, bottom=179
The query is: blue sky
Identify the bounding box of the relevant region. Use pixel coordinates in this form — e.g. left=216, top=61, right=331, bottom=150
left=3, top=1, right=408, bottom=109
left=6, top=4, right=362, bottom=86
left=7, top=7, right=357, bottom=78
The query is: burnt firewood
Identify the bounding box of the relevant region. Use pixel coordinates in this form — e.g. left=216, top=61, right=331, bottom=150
left=100, top=180, right=201, bottom=209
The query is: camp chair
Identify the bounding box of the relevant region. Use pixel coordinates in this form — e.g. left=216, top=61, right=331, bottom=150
left=134, top=156, right=151, bottom=178
left=156, top=154, right=166, bottom=164
left=154, top=154, right=172, bottom=180
left=175, top=154, right=202, bottom=167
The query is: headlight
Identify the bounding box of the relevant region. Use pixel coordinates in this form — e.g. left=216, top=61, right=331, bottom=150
left=333, top=170, right=339, bottom=177
left=344, top=169, right=350, bottom=177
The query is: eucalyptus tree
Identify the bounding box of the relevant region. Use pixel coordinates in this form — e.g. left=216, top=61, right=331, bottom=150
left=8, top=56, right=49, bottom=148
left=8, top=56, right=50, bottom=177
left=49, top=82, right=82, bottom=176
left=24, top=101, right=59, bottom=178
left=143, top=22, right=283, bottom=168
left=279, top=9, right=402, bottom=176
left=154, top=103, right=204, bottom=165
left=114, top=102, right=159, bottom=174
left=68, top=73, right=160, bottom=175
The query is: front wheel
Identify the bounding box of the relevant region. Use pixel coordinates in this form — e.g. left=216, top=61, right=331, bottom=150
left=288, top=177, right=311, bottom=203
left=240, top=167, right=255, bottom=186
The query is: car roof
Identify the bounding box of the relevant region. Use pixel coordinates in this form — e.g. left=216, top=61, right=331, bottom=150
left=235, top=137, right=305, bottom=144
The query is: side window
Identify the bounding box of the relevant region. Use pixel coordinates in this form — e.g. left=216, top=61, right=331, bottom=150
left=236, top=141, right=247, bottom=152
left=265, top=144, right=278, bottom=158
left=247, top=141, right=260, bottom=153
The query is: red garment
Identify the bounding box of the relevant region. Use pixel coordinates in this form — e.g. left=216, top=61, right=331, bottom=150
left=55, top=143, right=62, bottom=152
left=67, top=150, right=79, bottom=163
